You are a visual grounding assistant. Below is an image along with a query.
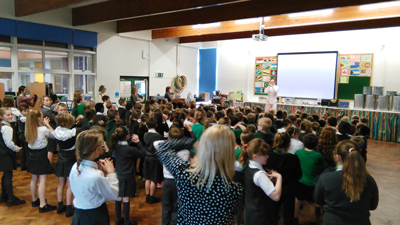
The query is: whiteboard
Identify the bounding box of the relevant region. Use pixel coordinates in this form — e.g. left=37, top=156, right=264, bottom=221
left=277, top=52, right=338, bottom=99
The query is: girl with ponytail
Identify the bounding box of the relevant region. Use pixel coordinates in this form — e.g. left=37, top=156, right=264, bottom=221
left=69, top=130, right=118, bottom=225
left=314, top=140, right=379, bottom=225
left=265, top=132, right=302, bottom=225
left=110, top=126, right=146, bottom=225
left=240, top=138, right=282, bottom=225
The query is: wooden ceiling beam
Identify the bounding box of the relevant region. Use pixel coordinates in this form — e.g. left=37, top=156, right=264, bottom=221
left=15, top=0, right=90, bottom=17
left=72, top=0, right=242, bottom=26
left=117, top=0, right=393, bottom=33
left=179, top=17, right=400, bottom=43
left=153, top=4, right=400, bottom=39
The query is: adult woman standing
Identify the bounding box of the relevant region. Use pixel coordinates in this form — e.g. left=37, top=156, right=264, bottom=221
left=130, top=86, right=143, bottom=104
left=16, top=86, right=37, bottom=107
left=164, top=86, right=175, bottom=102
left=315, top=140, right=379, bottom=225
left=155, top=125, right=243, bottom=224
left=98, top=85, right=106, bottom=103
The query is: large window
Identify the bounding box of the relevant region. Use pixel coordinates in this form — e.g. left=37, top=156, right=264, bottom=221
left=18, top=49, right=43, bottom=68
left=0, top=47, right=11, bottom=68
left=45, top=51, right=68, bottom=70
left=74, top=74, right=95, bottom=98
left=53, top=74, right=69, bottom=94
left=74, top=54, right=93, bottom=72
left=0, top=72, right=12, bottom=91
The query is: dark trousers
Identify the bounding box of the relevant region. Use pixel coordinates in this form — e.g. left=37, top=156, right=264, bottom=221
left=162, top=178, right=178, bottom=225
left=1, top=171, right=15, bottom=200
left=275, top=194, right=295, bottom=225
left=19, top=134, right=29, bottom=170
left=138, top=156, right=145, bottom=176
left=71, top=203, right=110, bottom=225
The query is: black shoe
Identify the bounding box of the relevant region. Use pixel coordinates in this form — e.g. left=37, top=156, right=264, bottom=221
left=32, top=199, right=40, bottom=207
left=0, top=195, right=8, bottom=203
left=129, top=221, right=138, bottom=225
left=65, top=205, right=74, bottom=217
left=39, top=204, right=57, bottom=213
left=149, top=195, right=161, bottom=204
left=145, top=194, right=150, bottom=203
left=116, top=218, right=124, bottom=225
left=6, top=197, right=26, bottom=207
left=57, top=204, right=66, bottom=214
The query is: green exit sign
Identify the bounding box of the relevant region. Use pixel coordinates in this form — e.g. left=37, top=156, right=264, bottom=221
left=156, top=72, right=163, bottom=77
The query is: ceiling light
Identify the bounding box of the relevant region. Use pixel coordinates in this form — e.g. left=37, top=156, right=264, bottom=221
left=288, top=9, right=334, bottom=17
left=360, top=1, right=400, bottom=10
left=192, top=22, right=221, bottom=29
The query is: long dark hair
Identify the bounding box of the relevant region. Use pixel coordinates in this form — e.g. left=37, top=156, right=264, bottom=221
left=17, top=86, right=26, bottom=96
left=109, top=126, right=128, bottom=153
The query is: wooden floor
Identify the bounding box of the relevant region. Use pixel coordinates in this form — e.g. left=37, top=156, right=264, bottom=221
left=0, top=139, right=399, bottom=225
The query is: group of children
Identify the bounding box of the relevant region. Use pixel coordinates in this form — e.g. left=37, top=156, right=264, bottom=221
left=0, top=93, right=375, bottom=225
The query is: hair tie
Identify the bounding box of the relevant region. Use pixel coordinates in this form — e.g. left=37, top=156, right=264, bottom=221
left=244, top=144, right=248, bottom=147
left=349, top=148, right=355, bottom=153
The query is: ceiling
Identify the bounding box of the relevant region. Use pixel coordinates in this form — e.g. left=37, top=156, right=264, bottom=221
left=13, top=0, right=400, bottom=43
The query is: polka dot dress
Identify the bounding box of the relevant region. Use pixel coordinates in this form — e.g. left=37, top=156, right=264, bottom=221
left=156, top=139, right=243, bottom=225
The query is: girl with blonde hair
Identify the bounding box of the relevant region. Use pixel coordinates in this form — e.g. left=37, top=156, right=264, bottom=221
left=155, top=125, right=243, bottom=224
left=315, top=140, right=379, bottom=225
left=25, top=109, right=57, bottom=212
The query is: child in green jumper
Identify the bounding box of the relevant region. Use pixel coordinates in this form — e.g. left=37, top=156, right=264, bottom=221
left=294, top=133, right=325, bottom=225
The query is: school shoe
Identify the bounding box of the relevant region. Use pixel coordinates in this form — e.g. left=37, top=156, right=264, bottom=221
left=145, top=194, right=150, bottom=203
left=6, top=197, right=26, bottom=207
left=128, top=221, right=138, bottom=225
left=39, top=204, right=57, bottom=213
left=65, top=205, right=75, bottom=217
left=57, top=202, right=66, bottom=214
left=116, top=218, right=124, bottom=225
left=148, top=196, right=161, bottom=204
left=0, top=195, right=8, bottom=203
left=157, top=182, right=163, bottom=188
left=32, top=199, right=40, bottom=207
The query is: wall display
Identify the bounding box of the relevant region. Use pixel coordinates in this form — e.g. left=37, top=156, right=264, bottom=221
left=254, top=56, right=278, bottom=95
left=337, top=53, right=373, bottom=100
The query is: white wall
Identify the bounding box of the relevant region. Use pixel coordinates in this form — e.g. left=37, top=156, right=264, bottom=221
left=215, top=27, right=400, bottom=102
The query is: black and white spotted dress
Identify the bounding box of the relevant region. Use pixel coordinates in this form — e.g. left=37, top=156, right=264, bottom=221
left=156, top=138, right=243, bottom=225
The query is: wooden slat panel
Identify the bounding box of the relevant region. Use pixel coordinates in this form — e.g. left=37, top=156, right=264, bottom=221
left=15, top=0, right=90, bottom=17
left=72, top=0, right=242, bottom=26
left=117, top=0, right=392, bottom=32
left=153, top=5, right=400, bottom=39
left=179, top=17, right=400, bottom=43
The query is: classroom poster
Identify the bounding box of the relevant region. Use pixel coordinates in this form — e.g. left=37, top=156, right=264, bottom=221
left=339, top=77, right=349, bottom=83
left=255, top=56, right=278, bottom=95
left=361, top=55, right=372, bottom=62
left=360, top=69, right=371, bottom=76
left=340, top=55, right=350, bottom=61
left=350, top=70, right=360, bottom=75
left=340, top=62, right=349, bottom=69
left=341, top=69, right=349, bottom=76
left=350, top=62, right=360, bottom=69
left=350, top=55, right=361, bottom=61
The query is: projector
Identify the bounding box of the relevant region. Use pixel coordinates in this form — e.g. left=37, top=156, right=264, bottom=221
left=252, top=34, right=268, bottom=42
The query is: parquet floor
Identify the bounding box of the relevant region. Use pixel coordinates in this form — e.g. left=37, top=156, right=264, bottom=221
left=0, top=139, right=399, bottom=225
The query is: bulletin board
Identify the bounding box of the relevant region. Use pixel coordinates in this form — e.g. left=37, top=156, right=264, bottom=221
left=337, top=54, right=373, bottom=100
left=254, top=56, right=278, bottom=95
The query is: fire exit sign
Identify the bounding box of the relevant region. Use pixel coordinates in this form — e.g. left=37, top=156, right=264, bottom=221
left=156, top=72, right=163, bottom=77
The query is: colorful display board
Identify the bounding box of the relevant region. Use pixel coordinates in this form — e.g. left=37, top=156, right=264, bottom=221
left=337, top=53, right=373, bottom=100
left=254, top=56, right=278, bottom=95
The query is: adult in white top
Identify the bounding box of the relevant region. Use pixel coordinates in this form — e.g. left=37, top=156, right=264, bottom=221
left=98, top=85, right=106, bottom=103
left=264, top=80, right=279, bottom=113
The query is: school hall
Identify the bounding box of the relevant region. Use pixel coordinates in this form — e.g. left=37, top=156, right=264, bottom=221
left=0, top=0, right=400, bottom=225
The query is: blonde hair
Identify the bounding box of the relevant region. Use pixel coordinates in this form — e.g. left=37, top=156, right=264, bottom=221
left=84, top=100, right=95, bottom=111
left=25, top=109, right=42, bottom=146
left=75, top=130, right=103, bottom=174
left=258, top=117, right=272, bottom=132
left=55, top=113, right=74, bottom=128
left=38, top=95, right=51, bottom=108
left=187, top=125, right=236, bottom=190
left=0, top=108, right=10, bottom=129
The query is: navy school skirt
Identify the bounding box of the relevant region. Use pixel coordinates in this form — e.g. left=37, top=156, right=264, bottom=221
left=71, top=203, right=110, bottom=225
left=55, top=150, right=77, bottom=178
left=28, top=147, right=54, bottom=175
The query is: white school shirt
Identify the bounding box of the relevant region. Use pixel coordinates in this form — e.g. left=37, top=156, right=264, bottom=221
left=27, top=126, right=55, bottom=150
left=10, top=107, right=22, bottom=122
left=163, top=149, right=190, bottom=179
left=249, top=160, right=275, bottom=196
left=288, top=138, right=304, bottom=154
left=54, top=127, right=77, bottom=151
left=277, top=127, right=287, bottom=133
left=1, top=121, right=20, bottom=152
left=69, top=159, right=119, bottom=210
left=103, top=102, right=109, bottom=116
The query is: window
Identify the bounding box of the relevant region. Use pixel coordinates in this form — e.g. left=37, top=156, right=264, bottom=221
left=45, top=51, right=68, bottom=70
left=0, top=72, right=12, bottom=91
left=18, top=49, right=43, bottom=68
left=0, top=47, right=11, bottom=68
left=74, top=54, right=93, bottom=72
left=74, top=74, right=95, bottom=97
left=18, top=73, right=34, bottom=90
left=53, top=74, right=69, bottom=94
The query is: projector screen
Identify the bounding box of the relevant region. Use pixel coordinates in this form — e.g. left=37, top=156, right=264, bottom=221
left=277, top=52, right=338, bottom=99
